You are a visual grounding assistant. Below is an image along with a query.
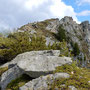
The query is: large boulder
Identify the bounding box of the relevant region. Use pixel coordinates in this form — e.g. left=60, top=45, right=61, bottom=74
left=17, top=56, right=72, bottom=78
left=0, top=65, right=24, bottom=90
left=0, top=50, right=60, bottom=68
left=19, top=73, right=70, bottom=90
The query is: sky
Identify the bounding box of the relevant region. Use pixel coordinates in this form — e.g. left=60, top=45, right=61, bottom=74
left=0, top=0, right=90, bottom=32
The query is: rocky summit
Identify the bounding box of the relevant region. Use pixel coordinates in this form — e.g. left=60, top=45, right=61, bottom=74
left=19, top=16, right=90, bottom=62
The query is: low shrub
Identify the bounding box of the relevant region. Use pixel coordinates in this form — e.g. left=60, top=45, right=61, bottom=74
left=49, top=40, right=72, bottom=57
left=51, top=63, right=90, bottom=90
left=0, top=31, right=71, bottom=64
left=56, top=25, right=67, bottom=42
left=0, top=32, right=47, bottom=64
left=72, top=43, right=80, bottom=56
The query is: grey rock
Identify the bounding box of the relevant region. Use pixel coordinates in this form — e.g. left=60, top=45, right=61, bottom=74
left=60, top=16, right=90, bottom=61
left=81, top=21, right=89, bottom=31
left=17, top=56, right=72, bottom=78
left=60, top=16, right=82, bottom=46
left=45, top=37, right=55, bottom=46
left=0, top=65, right=24, bottom=90
left=18, top=30, right=25, bottom=33
left=80, top=21, right=90, bottom=59
left=29, top=29, right=36, bottom=34
left=46, top=18, right=59, bottom=33
left=68, top=86, right=77, bottom=90
left=19, top=73, right=70, bottom=90
left=0, top=50, right=60, bottom=68
left=88, top=81, right=90, bottom=84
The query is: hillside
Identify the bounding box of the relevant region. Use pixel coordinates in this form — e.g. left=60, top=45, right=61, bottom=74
left=0, top=16, right=90, bottom=90
left=18, top=16, right=90, bottom=66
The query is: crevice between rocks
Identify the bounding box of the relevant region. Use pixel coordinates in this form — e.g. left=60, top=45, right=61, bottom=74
left=6, top=74, right=35, bottom=90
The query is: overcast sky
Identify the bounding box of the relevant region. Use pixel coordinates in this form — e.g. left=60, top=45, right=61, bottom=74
left=0, top=0, right=90, bottom=32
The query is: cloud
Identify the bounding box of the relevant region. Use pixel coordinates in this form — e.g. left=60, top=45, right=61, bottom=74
left=77, top=0, right=90, bottom=6
left=24, top=0, right=49, bottom=10
left=0, top=0, right=79, bottom=32
left=77, top=10, right=90, bottom=16
left=50, top=0, right=78, bottom=22
left=0, top=20, right=11, bottom=33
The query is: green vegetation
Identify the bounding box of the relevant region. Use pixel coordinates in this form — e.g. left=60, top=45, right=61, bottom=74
left=0, top=32, right=30, bottom=63
left=56, top=26, right=67, bottom=42
left=0, top=32, right=48, bottom=63
left=72, top=43, right=80, bottom=56
left=0, top=31, right=71, bottom=64
left=48, top=40, right=72, bottom=57
left=56, top=26, right=81, bottom=57
left=0, top=67, right=8, bottom=76
left=51, top=63, right=90, bottom=90
left=6, top=74, right=33, bottom=90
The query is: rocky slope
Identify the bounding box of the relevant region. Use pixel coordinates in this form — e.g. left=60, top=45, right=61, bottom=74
left=18, top=16, right=90, bottom=64
left=60, top=17, right=90, bottom=61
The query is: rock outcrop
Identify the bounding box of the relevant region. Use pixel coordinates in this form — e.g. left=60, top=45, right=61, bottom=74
left=19, top=73, right=70, bottom=90
left=0, top=65, right=24, bottom=90
left=0, top=50, right=72, bottom=90
left=81, top=21, right=90, bottom=53
left=59, top=16, right=90, bottom=61
left=60, top=16, right=82, bottom=46
left=46, top=18, right=60, bottom=33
